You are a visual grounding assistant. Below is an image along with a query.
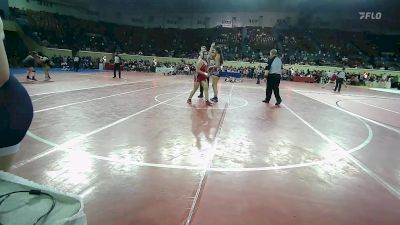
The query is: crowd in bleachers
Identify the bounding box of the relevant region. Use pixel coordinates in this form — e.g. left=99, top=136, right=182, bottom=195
left=3, top=31, right=28, bottom=67
left=282, top=67, right=399, bottom=88
left=50, top=56, right=97, bottom=70
left=5, top=8, right=400, bottom=74
left=123, top=59, right=154, bottom=72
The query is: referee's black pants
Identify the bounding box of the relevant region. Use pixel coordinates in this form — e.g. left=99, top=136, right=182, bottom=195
left=334, top=78, right=344, bottom=93
left=74, top=62, right=79, bottom=72
left=114, top=63, right=121, bottom=78
left=265, top=73, right=282, bottom=104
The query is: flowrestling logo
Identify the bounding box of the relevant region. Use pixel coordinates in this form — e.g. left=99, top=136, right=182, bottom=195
left=359, top=12, right=382, bottom=20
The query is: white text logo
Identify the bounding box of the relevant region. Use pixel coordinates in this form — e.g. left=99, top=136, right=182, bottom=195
left=359, top=12, right=382, bottom=20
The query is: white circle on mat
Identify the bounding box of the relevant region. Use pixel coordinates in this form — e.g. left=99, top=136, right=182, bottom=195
left=154, top=92, right=249, bottom=110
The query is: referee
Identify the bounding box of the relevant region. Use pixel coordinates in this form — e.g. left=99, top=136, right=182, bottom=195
left=263, top=49, right=282, bottom=106
left=333, top=68, right=346, bottom=93
left=113, top=52, right=122, bottom=78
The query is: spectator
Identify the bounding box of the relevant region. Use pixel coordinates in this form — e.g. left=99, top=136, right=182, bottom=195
left=73, top=55, right=80, bottom=72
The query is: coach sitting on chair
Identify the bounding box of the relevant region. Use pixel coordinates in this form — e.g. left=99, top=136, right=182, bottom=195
left=263, top=49, right=282, bottom=106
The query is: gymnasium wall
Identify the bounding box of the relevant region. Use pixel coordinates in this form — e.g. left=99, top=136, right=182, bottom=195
left=95, top=9, right=298, bottom=28
left=308, top=12, right=400, bottom=34
left=77, top=50, right=267, bottom=67
left=9, top=0, right=398, bottom=32
left=9, top=0, right=297, bottom=28
left=0, top=0, right=9, bottom=18
left=43, top=48, right=73, bottom=57
left=77, top=51, right=193, bottom=64
left=9, top=0, right=99, bottom=21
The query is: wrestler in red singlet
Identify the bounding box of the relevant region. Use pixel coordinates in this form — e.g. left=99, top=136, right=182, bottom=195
left=195, top=61, right=208, bottom=82
left=187, top=47, right=212, bottom=106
